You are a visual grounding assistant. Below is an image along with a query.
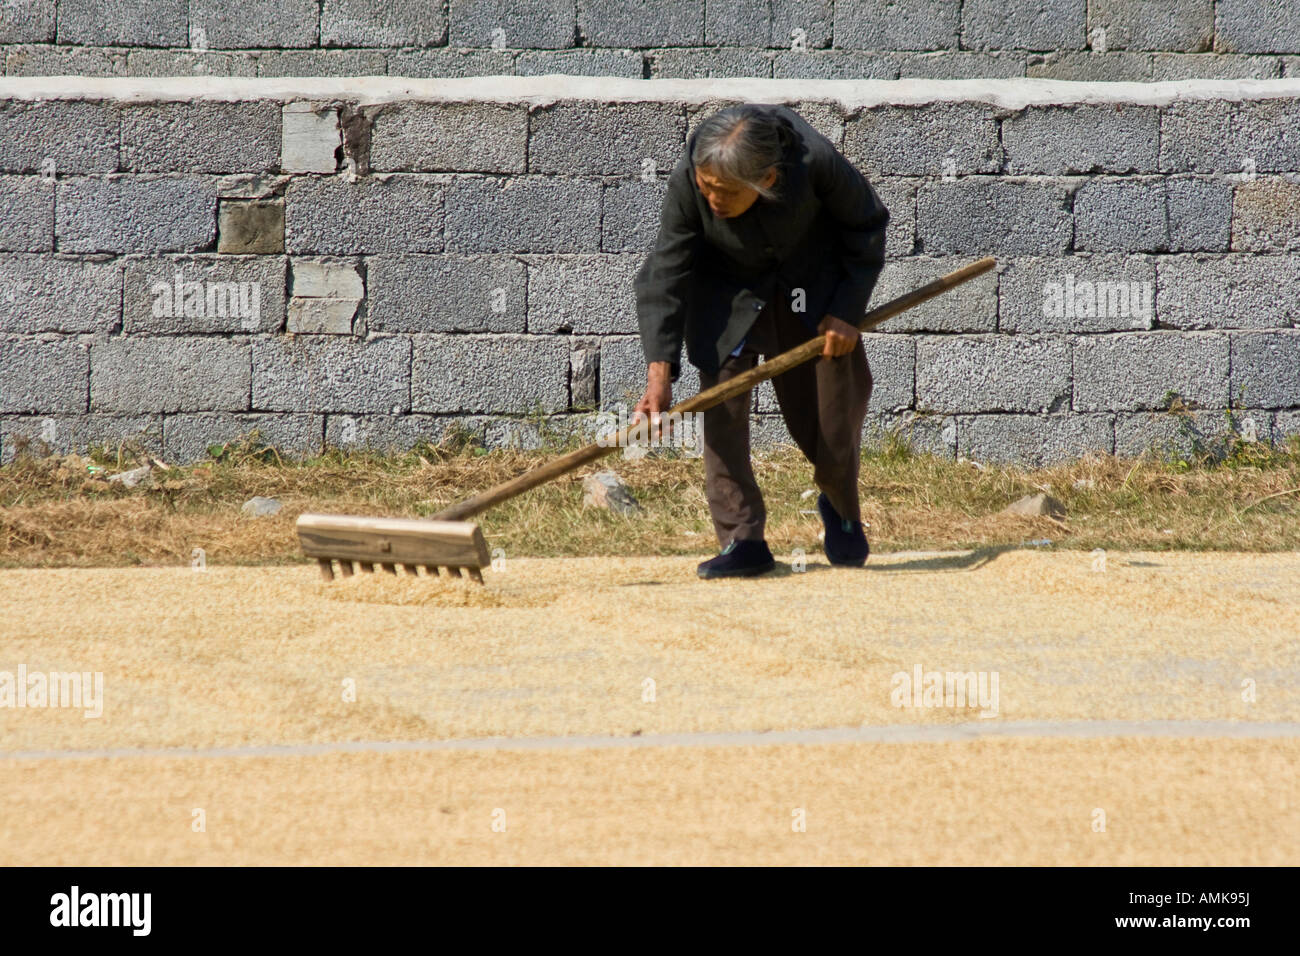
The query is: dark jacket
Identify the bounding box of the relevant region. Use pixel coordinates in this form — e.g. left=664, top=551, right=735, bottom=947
left=634, top=103, right=890, bottom=382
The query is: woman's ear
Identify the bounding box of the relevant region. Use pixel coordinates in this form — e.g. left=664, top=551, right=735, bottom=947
left=761, top=166, right=779, bottom=189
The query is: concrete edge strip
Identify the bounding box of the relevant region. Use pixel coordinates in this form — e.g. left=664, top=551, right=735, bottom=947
left=1, top=76, right=1299, bottom=108
left=4, top=720, right=1299, bottom=762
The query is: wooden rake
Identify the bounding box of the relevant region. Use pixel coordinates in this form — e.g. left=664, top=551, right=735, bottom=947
left=299, top=255, right=997, bottom=583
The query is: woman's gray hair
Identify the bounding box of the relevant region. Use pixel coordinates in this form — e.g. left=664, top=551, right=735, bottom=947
left=690, top=105, right=795, bottom=201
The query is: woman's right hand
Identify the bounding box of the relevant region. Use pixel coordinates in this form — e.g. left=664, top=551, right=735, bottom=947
left=632, top=362, right=673, bottom=441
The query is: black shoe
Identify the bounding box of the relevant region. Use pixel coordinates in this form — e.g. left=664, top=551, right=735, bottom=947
left=697, top=538, right=776, bottom=579
left=818, top=493, right=869, bottom=567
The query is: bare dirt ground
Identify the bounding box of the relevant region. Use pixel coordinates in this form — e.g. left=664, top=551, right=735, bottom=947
left=2, top=547, right=1297, bottom=865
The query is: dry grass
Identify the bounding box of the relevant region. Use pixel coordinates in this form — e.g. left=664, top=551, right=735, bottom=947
left=1, top=428, right=1298, bottom=568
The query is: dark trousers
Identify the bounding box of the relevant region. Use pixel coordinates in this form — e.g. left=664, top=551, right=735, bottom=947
left=697, top=295, right=873, bottom=546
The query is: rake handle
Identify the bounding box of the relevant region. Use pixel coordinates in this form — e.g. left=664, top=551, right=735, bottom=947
left=431, top=256, right=996, bottom=522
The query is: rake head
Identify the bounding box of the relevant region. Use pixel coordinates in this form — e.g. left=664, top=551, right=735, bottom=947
left=297, top=513, right=490, bottom=583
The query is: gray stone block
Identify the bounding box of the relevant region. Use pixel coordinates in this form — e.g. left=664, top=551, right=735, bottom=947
left=0, top=176, right=54, bottom=251
left=92, top=336, right=250, bottom=413
left=124, top=49, right=260, bottom=77
left=4, top=44, right=130, bottom=76
left=255, top=49, right=389, bottom=76
left=218, top=199, right=284, bottom=254
left=388, top=48, right=516, bottom=77
left=916, top=178, right=1073, bottom=256
left=578, top=0, right=702, bottom=46
left=253, top=336, right=411, bottom=413
left=963, top=0, right=1086, bottom=50
left=1160, top=99, right=1300, bottom=174
left=371, top=103, right=527, bottom=173
left=1073, top=331, right=1228, bottom=411
left=1073, top=178, right=1163, bottom=253
left=772, top=50, right=900, bottom=78
left=834, top=0, right=959, bottom=50
left=1156, top=254, right=1300, bottom=330
left=1274, top=410, right=1300, bottom=447
left=164, top=412, right=323, bottom=463
left=864, top=410, right=956, bottom=458
left=783, top=101, right=846, bottom=147
left=1026, top=51, right=1153, bottom=79
left=1114, top=409, right=1235, bottom=460
left=916, top=334, right=1072, bottom=413
left=0, top=100, right=119, bottom=174
left=872, top=256, right=998, bottom=333
left=1152, top=53, right=1280, bottom=80
left=291, top=258, right=364, bottom=299
left=600, top=336, right=700, bottom=410
left=1002, top=105, right=1159, bottom=174
left=0, top=0, right=54, bottom=43
left=1000, top=255, right=1155, bottom=333
left=873, top=177, right=916, bottom=258
left=190, top=0, right=319, bottom=48
left=705, top=0, right=768, bottom=45
left=1217, top=0, right=1300, bottom=54
left=367, top=254, right=527, bottom=333
left=1088, top=0, right=1213, bottom=52
left=286, top=176, right=444, bottom=254
left=1237, top=99, right=1300, bottom=172
left=57, top=0, right=188, bottom=46
left=282, top=104, right=340, bottom=175
left=121, top=102, right=281, bottom=173
left=0, top=414, right=161, bottom=463
left=412, top=333, right=568, bottom=413
left=650, top=48, right=774, bottom=78
left=57, top=176, right=218, bottom=253
left=570, top=339, right=600, bottom=407
left=1073, top=177, right=1232, bottom=253
left=527, top=254, right=641, bottom=334
left=1160, top=100, right=1239, bottom=174
left=0, top=338, right=87, bottom=413
left=123, top=256, right=286, bottom=334
left=0, top=256, right=122, bottom=333
left=1166, top=176, right=1234, bottom=252
left=959, top=413, right=1114, bottom=467
left=325, top=413, right=487, bottom=452
left=1232, top=178, right=1300, bottom=252
left=515, top=49, right=643, bottom=76
left=451, top=0, right=575, bottom=48
left=844, top=104, right=1002, bottom=175
left=1229, top=330, right=1300, bottom=408
left=322, top=0, right=448, bottom=46
left=602, top=179, right=668, bottom=253
left=288, top=298, right=357, bottom=334
left=529, top=102, right=685, bottom=176
left=771, top=0, right=833, bottom=48
left=860, top=332, right=914, bottom=411
left=897, top=51, right=1026, bottom=77
left=445, top=177, right=600, bottom=253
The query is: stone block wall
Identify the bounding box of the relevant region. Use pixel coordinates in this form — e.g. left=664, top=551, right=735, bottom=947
left=1, top=76, right=1298, bottom=466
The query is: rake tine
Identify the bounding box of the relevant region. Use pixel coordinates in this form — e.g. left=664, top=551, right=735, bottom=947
left=317, top=558, right=335, bottom=581
left=467, top=567, right=484, bottom=583
left=360, top=563, right=375, bottom=573
left=381, top=563, right=398, bottom=575
left=404, top=564, right=419, bottom=577
left=339, top=561, right=355, bottom=577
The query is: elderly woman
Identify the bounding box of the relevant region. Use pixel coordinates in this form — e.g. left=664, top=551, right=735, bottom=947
left=634, top=103, right=890, bottom=579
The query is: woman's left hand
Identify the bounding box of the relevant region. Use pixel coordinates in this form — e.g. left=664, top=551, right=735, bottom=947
left=817, top=315, right=860, bottom=360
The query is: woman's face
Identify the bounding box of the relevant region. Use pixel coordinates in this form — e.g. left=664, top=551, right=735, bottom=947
left=694, top=163, right=777, bottom=219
